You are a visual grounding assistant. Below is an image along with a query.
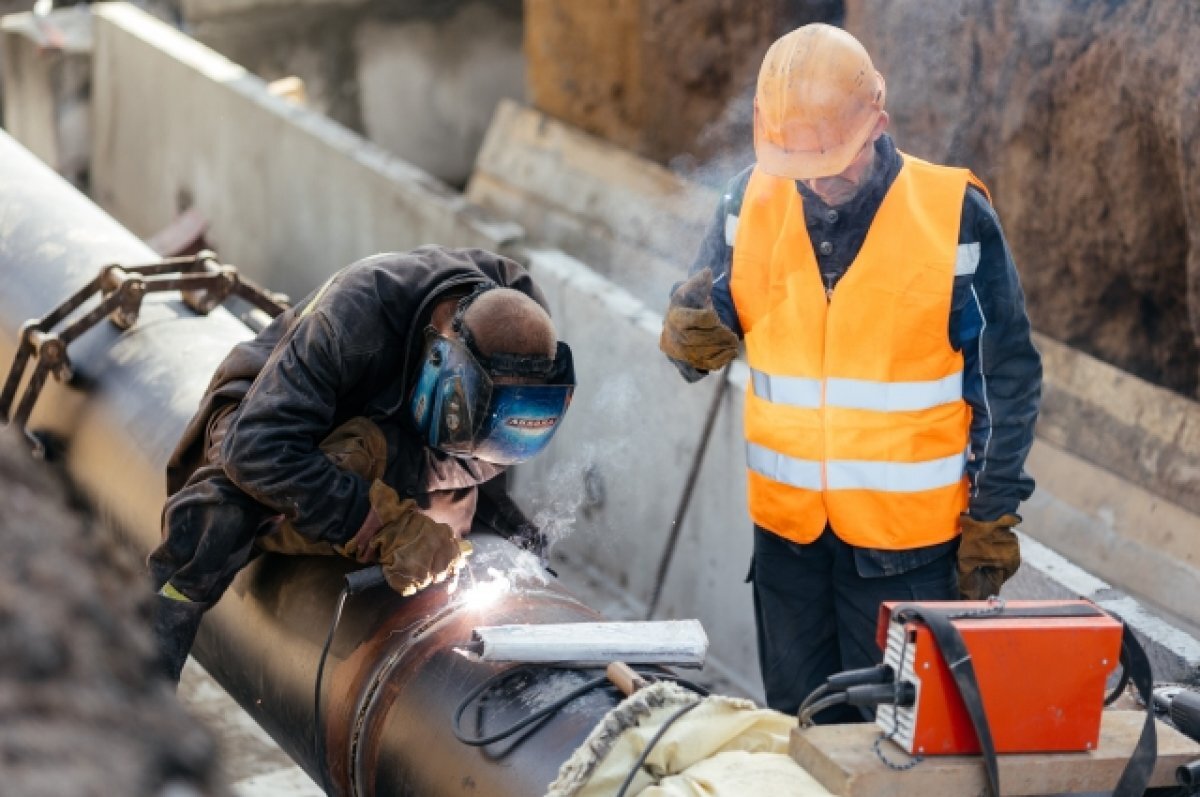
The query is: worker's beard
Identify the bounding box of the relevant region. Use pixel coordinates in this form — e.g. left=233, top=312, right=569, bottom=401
left=803, top=144, right=877, bottom=207
left=807, top=177, right=862, bottom=207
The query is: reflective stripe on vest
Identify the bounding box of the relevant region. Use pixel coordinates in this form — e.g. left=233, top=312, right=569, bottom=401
left=730, top=153, right=987, bottom=549
left=751, top=367, right=963, bottom=412
left=747, top=443, right=966, bottom=493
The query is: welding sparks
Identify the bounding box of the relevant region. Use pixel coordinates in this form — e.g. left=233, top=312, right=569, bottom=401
left=458, top=567, right=513, bottom=609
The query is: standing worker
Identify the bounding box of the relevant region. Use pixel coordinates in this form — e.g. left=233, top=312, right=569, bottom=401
left=150, top=245, right=575, bottom=681
left=660, top=24, right=1041, bottom=721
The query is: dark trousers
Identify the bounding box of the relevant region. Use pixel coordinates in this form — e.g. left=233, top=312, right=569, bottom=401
left=750, top=526, right=958, bottom=722
left=147, top=407, right=270, bottom=604
left=147, top=407, right=273, bottom=680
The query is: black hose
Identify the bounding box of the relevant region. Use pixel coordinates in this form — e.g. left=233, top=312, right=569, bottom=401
left=314, top=565, right=387, bottom=795
left=798, top=692, right=850, bottom=728
left=1178, top=759, right=1200, bottom=788
left=796, top=682, right=832, bottom=721
left=615, top=700, right=704, bottom=797
left=314, top=586, right=350, bottom=796
left=453, top=668, right=612, bottom=747
left=452, top=665, right=709, bottom=747
left=797, top=664, right=894, bottom=721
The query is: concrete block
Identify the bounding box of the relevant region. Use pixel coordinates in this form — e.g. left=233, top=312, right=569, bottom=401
left=1021, top=437, right=1200, bottom=638
left=90, top=3, right=522, bottom=300
left=512, top=247, right=723, bottom=605
left=0, top=7, right=92, bottom=187
left=1035, top=332, right=1200, bottom=516
left=183, top=0, right=366, bottom=24
left=355, top=3, right=524, bottom=186
left=468, top=100, right=718, bottom=312
left=648, top=361, right=762, bottom=698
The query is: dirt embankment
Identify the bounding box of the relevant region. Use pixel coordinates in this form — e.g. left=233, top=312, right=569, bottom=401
left=847, top=0, right=1200, bottom=396
left=0, top=431, right=226, bottom=797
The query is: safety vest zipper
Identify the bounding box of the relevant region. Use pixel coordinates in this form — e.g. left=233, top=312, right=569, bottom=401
left=820, top=283, right=832, bottom=495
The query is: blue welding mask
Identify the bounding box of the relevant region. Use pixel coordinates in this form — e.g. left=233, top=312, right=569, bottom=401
left=409, top=328, right=575, bottom=465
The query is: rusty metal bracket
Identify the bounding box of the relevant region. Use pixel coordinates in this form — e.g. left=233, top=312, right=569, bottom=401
left=0, top=251, right=288, bottom=457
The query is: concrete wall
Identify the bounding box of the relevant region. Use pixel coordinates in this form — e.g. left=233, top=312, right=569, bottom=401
left=186, top=0, right=525, bottom=186
left=469, top=99, right=716, bottom=314
left=354, top=3, right=524, bottom=186
left=0, top=8, right=91, bottom=188
left=90, top=2, right=521, bottom=301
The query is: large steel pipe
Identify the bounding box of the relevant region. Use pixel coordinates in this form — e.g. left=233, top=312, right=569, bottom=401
left=0, top=130, right=623, bottom=796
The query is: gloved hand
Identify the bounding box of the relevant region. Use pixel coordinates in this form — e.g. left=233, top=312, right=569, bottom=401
left=659, top=268, right=740, bottom=372
left=957, top=513, right=1022, bottom=600
left=351, top=479, right=471, bottom=596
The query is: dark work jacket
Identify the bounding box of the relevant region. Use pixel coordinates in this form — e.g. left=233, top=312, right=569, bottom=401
left=165, top=245, right=546, bottom=544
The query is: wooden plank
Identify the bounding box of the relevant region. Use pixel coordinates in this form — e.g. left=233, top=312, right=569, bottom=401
left=789, top=711, right=1200, bottom=797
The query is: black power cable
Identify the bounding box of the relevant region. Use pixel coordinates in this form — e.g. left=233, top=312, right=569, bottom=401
left=614, top=700, right=704, bottom=797
left=452, top=663, right=711, bottom=797
left=798, top=692, right=851, bottom=727
left=314, top=565, right=387, bottom=796
left=452, top=664, right=709, bottom=747
left=796, top=663, right=895, bottom=724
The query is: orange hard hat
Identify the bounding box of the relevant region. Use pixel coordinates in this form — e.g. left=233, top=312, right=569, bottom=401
left=753, top=24, right=886, bottom=180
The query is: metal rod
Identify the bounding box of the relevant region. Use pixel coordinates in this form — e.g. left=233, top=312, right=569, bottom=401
left=646, top=364, right=732, bottom=619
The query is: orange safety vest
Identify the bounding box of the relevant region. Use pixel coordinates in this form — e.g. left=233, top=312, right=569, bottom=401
left=730, top=152, right=988, bottom=549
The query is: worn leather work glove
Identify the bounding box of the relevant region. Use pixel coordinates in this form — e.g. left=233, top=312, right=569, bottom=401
left=659, top=268, right=740, bottom=372
left=359, top=479, right=471, bottom=597
left=957, top=513, right=1022, bottom=600
left=254, top=417, right=469, bottom=595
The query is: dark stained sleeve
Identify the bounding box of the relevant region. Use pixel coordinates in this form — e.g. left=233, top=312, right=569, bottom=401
left=220, top=308, right=374, bottom=544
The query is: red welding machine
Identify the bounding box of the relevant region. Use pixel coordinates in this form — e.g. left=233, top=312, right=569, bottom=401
left=874, top=599, right=1124, bottom=755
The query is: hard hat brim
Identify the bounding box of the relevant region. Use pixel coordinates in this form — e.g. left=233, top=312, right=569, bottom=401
left=753, top=110, right=878, bottom=181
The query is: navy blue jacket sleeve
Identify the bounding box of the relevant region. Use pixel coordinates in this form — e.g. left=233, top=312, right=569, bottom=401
left=690, top=166, right=753, bottom=338
left=665, top=168, right=752, bottom=382
left=951, top=187, right=1042, bottom=521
